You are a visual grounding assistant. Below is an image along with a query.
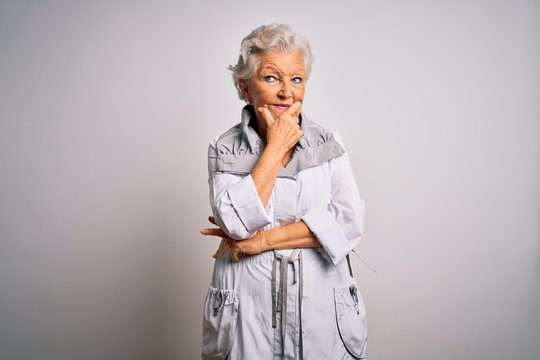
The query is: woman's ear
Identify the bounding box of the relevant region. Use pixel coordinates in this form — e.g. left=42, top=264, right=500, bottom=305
left=239, top=79, right=250, bottom=102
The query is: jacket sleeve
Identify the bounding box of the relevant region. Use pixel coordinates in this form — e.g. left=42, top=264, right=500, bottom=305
left=207, top=140, right=272, bottom=240
left=301, top=136, right=365, bottom=265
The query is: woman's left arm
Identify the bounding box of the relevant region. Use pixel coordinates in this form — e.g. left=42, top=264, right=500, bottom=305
left=264, top=150, right=364, bottom=265
left=201, top=217, right=320, bottom=262
left=301, top=148, right=365, bottom=266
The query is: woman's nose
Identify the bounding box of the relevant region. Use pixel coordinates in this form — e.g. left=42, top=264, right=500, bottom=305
left=278, top=80, right=293, bottom=98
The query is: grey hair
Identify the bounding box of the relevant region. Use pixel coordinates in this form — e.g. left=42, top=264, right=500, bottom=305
left=228, top=23, right=313, bottom=102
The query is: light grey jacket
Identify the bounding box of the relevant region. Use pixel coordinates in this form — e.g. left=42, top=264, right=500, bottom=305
left=202, top=106, right=368, bottom=359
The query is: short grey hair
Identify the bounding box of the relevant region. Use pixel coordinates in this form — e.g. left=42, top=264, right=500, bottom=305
left=229, top=23, right=313, bottom=102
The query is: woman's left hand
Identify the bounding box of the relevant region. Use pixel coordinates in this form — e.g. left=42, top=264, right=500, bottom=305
left=200, top=216, right=235, bottom=259
left=201, top=216, right=266, bottom=262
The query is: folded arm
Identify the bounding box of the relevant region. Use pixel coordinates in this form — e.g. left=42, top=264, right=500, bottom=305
left=201, top=216, right=320, bottom=262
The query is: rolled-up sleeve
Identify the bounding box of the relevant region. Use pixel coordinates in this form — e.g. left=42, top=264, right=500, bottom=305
left=210, top=174, right=271, bottom=239
left=302, top=150, right=365, bottom=265
left=208, top=141, right=271, bottom=240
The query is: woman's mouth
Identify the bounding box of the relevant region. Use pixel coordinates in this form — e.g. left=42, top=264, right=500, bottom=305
left=272, top=104, right=291, bottom=110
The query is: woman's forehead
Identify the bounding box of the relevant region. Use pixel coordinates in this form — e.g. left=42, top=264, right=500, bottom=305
left=258, top=50, right=306, bottom=73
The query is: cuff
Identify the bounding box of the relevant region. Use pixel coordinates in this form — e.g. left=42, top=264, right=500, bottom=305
left=302, top=205, right=352, bottom=265
left=227, top=174, right=271, bottom=234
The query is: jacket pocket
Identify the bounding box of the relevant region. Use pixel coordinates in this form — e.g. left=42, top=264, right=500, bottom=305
left=202, top=286, right=240, bottom=359
left=334, top=283, right=367, bottom=359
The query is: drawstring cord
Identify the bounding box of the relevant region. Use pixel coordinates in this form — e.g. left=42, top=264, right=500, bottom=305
left=271, top=249, right=303, bottom=353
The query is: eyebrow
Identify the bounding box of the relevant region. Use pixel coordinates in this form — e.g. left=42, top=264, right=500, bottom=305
left=259, top=65, right=305, bottom=76
left=260, top=65, right=282, bottom=74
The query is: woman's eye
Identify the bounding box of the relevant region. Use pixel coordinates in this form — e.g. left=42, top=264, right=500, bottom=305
left=264, top=75, right=277, bottom=83
left=291, top=77, right=303, bottom=84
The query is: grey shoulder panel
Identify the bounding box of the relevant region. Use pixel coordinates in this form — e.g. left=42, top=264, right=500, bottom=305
left=279, top=134, right=345, bottom=177
left=215, top=153, right=260, bottom=175
left=214, top=123, right=254, bottom=155
left=212, top=110, right=346, bottom=177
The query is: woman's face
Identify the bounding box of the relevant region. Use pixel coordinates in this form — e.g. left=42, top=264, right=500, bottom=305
left=242, top=50, right=306, bottom=126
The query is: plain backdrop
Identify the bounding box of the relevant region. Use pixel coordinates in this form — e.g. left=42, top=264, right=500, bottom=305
left=1, top=1, right=539, bottom=359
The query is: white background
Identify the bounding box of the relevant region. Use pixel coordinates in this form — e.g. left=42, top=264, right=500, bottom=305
left=1, top=1, right=539, bottom=359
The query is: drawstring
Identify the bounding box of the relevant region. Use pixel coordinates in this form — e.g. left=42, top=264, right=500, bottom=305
left=271, top=249, right=303, bottom=352
left=351, top=249, right=377, bottom=274
left=346, top=254, right=354, bottom=278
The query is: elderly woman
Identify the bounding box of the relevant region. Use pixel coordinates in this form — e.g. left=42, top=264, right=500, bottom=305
left=200, top=24, right=367, bottom=359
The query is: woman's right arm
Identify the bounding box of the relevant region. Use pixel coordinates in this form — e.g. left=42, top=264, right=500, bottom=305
left=208, top=103, right=302, bottom=240
left=250, top=103, right=303, bottom=207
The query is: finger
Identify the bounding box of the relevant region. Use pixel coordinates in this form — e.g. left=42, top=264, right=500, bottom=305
left=231, top=247, right=241, bottom=262
left=200, top=228, right=227, bottom=237
left=258, top=107, right=275, bottom=127
left=213, top=238, right=233, bottom=258
left=213, top=246, right=228, bottom=259
left=212, top=245, right=224, bottom=259
left=208, top=216, right=217, bottom=225
left=283, top=101, right=302, bottom=117
left=212, top=240, right=232, bottom=259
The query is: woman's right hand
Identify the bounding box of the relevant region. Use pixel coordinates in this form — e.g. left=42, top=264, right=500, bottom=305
left=258, top=101, right=303, bottom=155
